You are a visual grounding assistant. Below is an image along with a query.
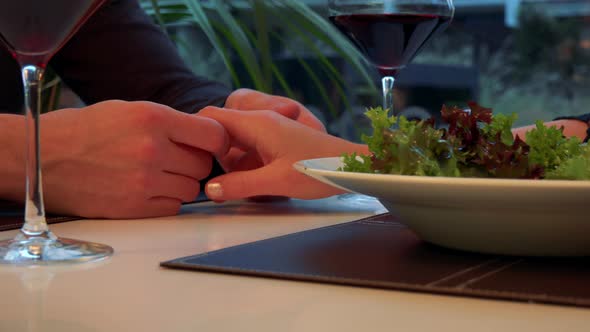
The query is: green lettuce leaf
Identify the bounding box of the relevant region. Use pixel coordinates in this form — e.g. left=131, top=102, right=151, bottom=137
left=341, top=103, right=589, bottom=181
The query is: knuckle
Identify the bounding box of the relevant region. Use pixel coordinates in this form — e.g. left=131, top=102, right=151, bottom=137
left=199, top=105, right=217, bottom=115
left=131, top=103, right=165, bottom=128
left=226, top=88, right=252, bottom=107
left=135, top=136, right=160, bottom=163
left=100, top=99, right=128, bottom=109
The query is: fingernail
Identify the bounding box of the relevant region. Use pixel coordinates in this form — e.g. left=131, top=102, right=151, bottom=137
left=206, top=183, right=223, bottom=199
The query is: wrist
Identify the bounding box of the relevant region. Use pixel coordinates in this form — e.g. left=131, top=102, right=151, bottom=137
left=513, top=118, right=590, bottom=142
left=553, top=114, right=590, bottom=142
left=552, top=119, right=590, bottom=142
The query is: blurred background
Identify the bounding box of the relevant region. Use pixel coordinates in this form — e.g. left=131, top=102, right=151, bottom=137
left=56, top=0, right=590, bottom=141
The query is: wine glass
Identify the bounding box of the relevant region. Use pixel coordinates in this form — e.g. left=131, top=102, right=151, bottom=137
left=328, top=0, right=454, bottom=206
left=328, top=0, right=454, bottom=115
left=0, top=1, right=113, bottom=264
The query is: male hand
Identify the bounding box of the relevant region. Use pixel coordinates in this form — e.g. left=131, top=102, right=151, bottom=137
left=34, top=100, right=228, bottom=219
left=199, top=107, right=368, bottom=201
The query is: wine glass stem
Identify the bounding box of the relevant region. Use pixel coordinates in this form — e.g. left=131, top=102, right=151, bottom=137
left=382, top=76, right=395, bottom=114
left=21, top=65, right=48, bottom=237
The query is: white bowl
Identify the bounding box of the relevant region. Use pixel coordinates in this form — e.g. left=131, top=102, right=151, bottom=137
left=294, top=157, right=590, bottom=256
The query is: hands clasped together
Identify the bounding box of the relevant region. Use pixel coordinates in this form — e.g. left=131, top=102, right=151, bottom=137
left=3, top=90, right=366, bottom=219
left=203, top=89, right=365, bottom=202
left=5, top=88, right=585, bottom=219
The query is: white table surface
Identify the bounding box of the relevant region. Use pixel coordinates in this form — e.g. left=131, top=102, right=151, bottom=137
left=0, top=196, right=588, bottom=332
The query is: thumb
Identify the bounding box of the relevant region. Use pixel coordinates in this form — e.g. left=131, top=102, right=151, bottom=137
left=205, top=167, right=282, bottom=201
left=205, top=162, right=346, bottom=202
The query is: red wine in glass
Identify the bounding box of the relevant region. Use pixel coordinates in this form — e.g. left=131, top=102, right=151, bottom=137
left=328, top=0, right=454, bottom=116
left=330, top=14, right=451, bottom=77
left=0, top=1, right=105, bottom=66
left=328, top=1, right=454, bottom=206
left=0, top=0, right=113, bottom=264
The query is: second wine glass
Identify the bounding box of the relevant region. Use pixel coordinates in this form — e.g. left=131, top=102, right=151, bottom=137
left=328, top=0, right=454, bottom=114
left=0, top=0, right=113, bottom=264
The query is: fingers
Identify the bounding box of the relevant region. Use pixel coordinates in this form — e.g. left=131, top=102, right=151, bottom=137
left=161, top=108, right=229, bottom=157
left=205, top=167, right=281, bottom=201
left=122, top=101, right=229, bottom=157
left=225, top=88, right=301, bottom=120
left=225, top=88, right=326, bottom=132
left=142, top=172, right=201, bottom=203
left=136, top=198, right=183, bottom=219
left=163, top=145, right=213, bottom=180
left=205, top=165, right=345, bottom=201
left=296, top=108, right=327, bottom=132
left=198, top=107, right=281, bottom=151
left=68, top=172, right=198, bottom=219
left=217, top=147, right=263, bottom=173
left=107, top=198, right=183, bottom=219
left=76, top=196, right=183, bottom=220
left=217, top=147, right=245, bottom=172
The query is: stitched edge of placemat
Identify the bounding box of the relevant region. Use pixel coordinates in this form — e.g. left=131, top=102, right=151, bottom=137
left=161, top=213, right=590, bottom=308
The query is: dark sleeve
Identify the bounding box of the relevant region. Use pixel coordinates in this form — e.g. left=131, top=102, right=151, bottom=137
left=49, top=0, right=231, bottom=113
left=554, top=113, right=590, bottom=124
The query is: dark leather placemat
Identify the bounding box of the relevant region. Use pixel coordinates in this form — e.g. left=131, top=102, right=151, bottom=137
left=162, top=213, right=590, bottom=308
left=0, top=200, right=80, bottom=232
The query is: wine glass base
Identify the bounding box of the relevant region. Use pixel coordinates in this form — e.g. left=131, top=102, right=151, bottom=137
left=0, top=232, right=113, bottom=265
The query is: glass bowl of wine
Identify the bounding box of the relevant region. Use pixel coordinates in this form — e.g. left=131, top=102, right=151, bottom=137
left=328, top=0, right=454, bottom=114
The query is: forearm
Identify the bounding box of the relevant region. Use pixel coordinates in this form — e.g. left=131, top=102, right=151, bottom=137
left=0, top=114, right=24, bottom=201
left=512, top=119, right=590, bottom=141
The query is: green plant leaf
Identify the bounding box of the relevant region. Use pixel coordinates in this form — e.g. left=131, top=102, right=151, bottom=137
left=141, top=0, right=377, bottom=132
left=266, top=4, right=352, bottom=114
left=276, top=0, right=375, bottom=88
left=270, top=30, right=337, bottom=118
left=237, top=16, right=296, bottom=100
left=140, top=1, right=192, bottom=23
left=270, top=63, right=296, bottom=99
left=181, top=0, right=241, bottom=87
left=209, top=1, right=267, bottom=92
left=147, top=0, right=169, bottom=35
left=252, top=0, right=273, bottom=88
left=41, top=68, right=62, bottom=113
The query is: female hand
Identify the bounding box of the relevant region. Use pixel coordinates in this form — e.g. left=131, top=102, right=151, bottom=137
left=225, top=88, right=325, bottom=131
left=219, top=89, right=326, bottom=175
left=198, top=106, right=368, bottom=201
